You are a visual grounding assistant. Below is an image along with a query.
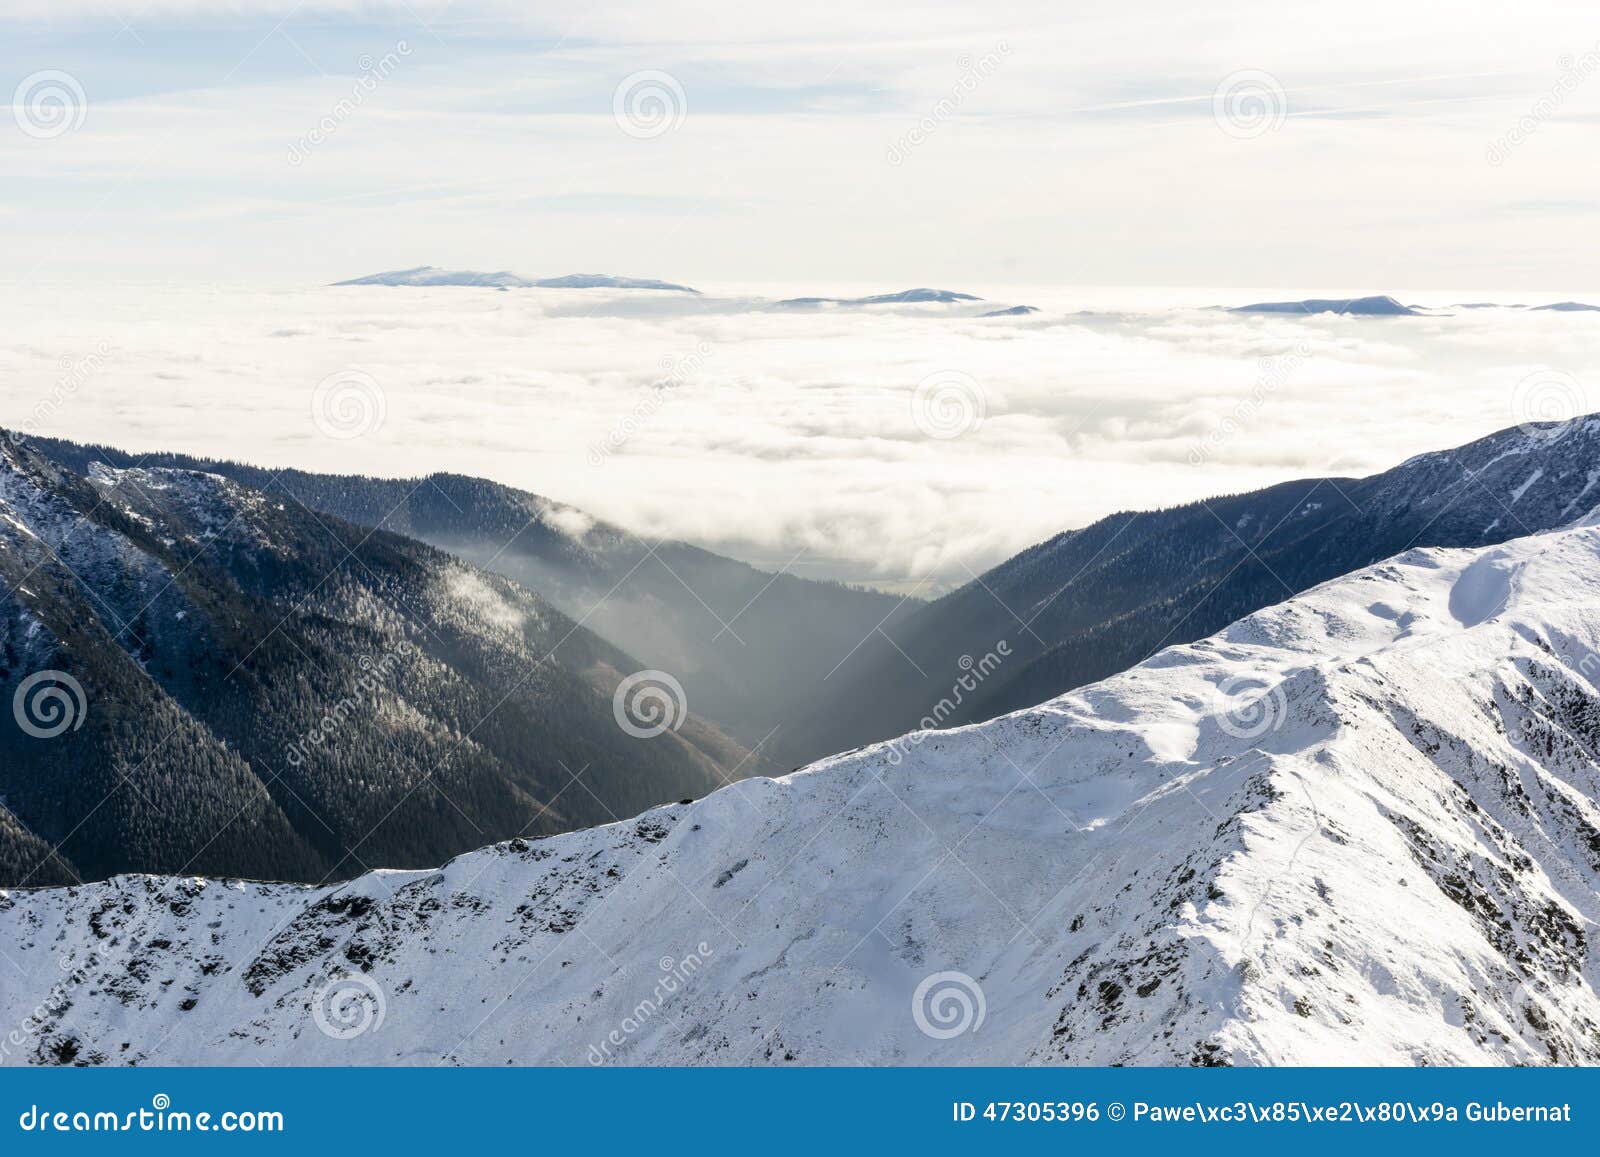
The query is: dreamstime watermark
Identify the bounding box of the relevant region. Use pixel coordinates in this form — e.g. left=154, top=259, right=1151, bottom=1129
left=886, top=644, right=1011, bottom=766
left=1510, top=367, right=1591, bottom=444
left=586, top=943, right=715, bottom=1064
left=911, top=369, right=987, bottom=440
left=310, top=971, right=386, bottom=1040
left=612, top=669, right=688, bottom=739
left=1503, top=976, right=1561, bottom=1046
left=285, top=642, right=416, bottom=767
left=1213, top=673, right=1289, bottom=741
left=886, top=43, right=1010, bottom=165
left=589, top=341, right=713, bottom=465
left=912, top=970, right=986, bottom=1039
left=612, top=70, right=687, bottom=139
left=311, top=367, right=387, bottom=440
left=12, top=70, right=87, bottom=140
left=0, top=954, right=90, bottom=1064
left=6, top=342, right=112, bottom=450
left=1212, top=69, right=1287, bottom=140
left=17, top=1094, right=284, bottom=1134
left=1513, top=646, right=1600, bottom=754
left=1487, top=46, right=1600, bottom=167
left=11, top=670, right=87, bottom=740
left=1188, top=340, right=1312, bottom=466
left=287, top=43, right=411, bottom=165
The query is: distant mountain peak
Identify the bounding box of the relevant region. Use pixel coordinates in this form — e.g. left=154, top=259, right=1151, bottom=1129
left=531, top=273, right=699, bottom=293
left=331, top=267, right=698, bottom=292
left=332, top=266, right=533, bottom=288
left=775, top=287, right=984, bottom=308
left=1231, top=294, right=1420, bottom=316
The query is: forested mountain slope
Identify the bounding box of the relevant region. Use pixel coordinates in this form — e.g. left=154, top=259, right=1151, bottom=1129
left=0, top=438, right=752, bottom=886
left=31, top=437, right=917, bottom=756
left=778, top=417, right=1600, bottom=762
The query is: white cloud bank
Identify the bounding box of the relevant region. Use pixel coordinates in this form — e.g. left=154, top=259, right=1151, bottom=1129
left=2, top=284, right=1596, bottom=590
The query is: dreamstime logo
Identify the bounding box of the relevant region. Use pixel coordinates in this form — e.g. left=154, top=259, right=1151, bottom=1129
left=589, top=340, right=714, bottom=466
left=886, top=644, right=1011, bottom=765
left=311, top=972, right=386, bottom=1040
left=912, top=370, right=986, bottom=440
left=1213, top=674, right=1288, bottom=740
left=886, top=43, right=1011, bottom=165
left=586, top=943, right=715, bottom=1064
left=1188, top=340, right=1313, bottom=466
left=1511, top=368, right=1589, bottom=443
left=1503, top=976, right=1564, bottom=1043
left=912, top=971, right=986, bottom=1040
left=287, top=42, right=411, bottom=165
left=286, top=641, right=416, bottom=767
left=1535, top=648, right=1600, bottom=733
left=1212, top=69, right=1287, bottom=140
left=6, top=341, right=112, bottom=450
left=12, top=670, right=87, bottom=739
left=312, top=368, right=386, bottom=440
left=1487, top=46, right=1600, bottom=166
left=1, top=952, right=91, bottom=1064
left=12, top=70, right=87, bottom=140
left=612, top=70, right=687, bottom=139
left=612, top=669, right=688, bottom=738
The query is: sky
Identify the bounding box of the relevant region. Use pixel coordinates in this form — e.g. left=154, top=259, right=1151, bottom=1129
left=3, top=1, right=1600, bottom=289
left=3, top=3, right=1599, bottom=590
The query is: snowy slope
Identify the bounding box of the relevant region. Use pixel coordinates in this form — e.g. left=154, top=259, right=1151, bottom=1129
left=6, top=523, right=1600, bottom=1066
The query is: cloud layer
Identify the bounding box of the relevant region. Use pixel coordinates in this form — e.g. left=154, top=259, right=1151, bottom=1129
left=3, top=284, right=1596, bottom=589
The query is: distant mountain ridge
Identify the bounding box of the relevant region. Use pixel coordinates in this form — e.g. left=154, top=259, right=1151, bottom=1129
left=1231, top=294, right=1421, bottom=316
left=332, top=267, right=700, bottom=293
left=30, top=415, right=1600, bottom=787
left=330, top=271, right=1042, bottom=311
left=774, top=415, right=1600, bottom=764
left=775, top=287, right=984, bottom=307
left=26, top=437, right=921, bottom=759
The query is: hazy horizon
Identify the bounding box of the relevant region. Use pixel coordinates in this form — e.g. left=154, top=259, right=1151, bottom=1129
left=4, top=279, right=1594, bottom=592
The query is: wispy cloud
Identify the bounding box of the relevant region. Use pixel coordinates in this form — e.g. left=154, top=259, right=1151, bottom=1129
left=4, top=3, right=1600, bottom=286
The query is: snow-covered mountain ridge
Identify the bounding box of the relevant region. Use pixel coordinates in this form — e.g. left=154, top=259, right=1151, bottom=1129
left=6, top=522, right=1600, bottom=1066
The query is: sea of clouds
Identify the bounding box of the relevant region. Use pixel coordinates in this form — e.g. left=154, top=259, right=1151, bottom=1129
left=2, top=282, right=1596, bottom=591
